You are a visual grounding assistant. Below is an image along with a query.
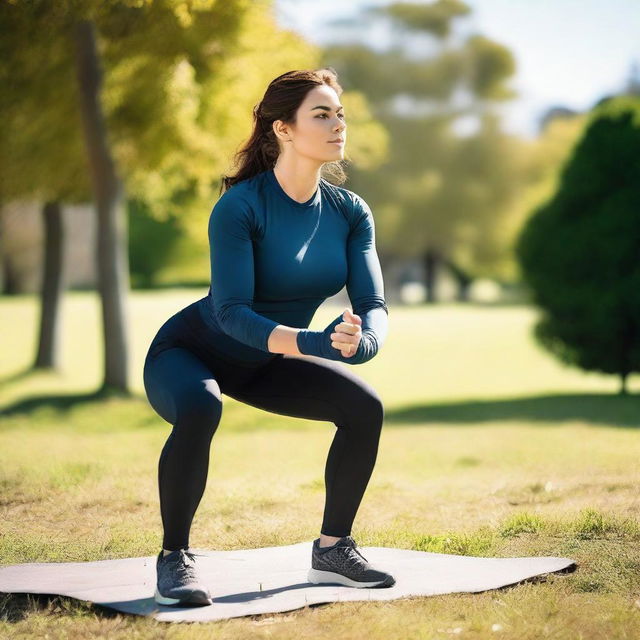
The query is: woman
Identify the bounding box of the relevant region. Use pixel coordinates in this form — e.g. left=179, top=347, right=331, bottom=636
left=143, top=68, right=394, bottom=607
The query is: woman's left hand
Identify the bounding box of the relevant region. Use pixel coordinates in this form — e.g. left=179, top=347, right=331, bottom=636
left=330, top=309, right=362, bottom=358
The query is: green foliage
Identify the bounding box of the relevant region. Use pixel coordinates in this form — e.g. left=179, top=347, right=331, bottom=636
left=516, top=97, right=640, bottom=389
left=0, top=0, right=251, bottom=208
left=5, top=1, right=384, bottom=285
left=128, top=197, right=182, bottom=288
left=382, top=0, right=472, bottom=39
left=0, top=0, right=90, bottom=201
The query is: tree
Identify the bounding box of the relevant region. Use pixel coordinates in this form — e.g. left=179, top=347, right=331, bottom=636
left=0, top=0, right=88, bottom=367
left=2, top=0, right=388, bottom=393
left=515, top=97, right=640, bottom=395
left=0, top=0, right=251, bottom=392
left=321, top=0, right=527, bottom=302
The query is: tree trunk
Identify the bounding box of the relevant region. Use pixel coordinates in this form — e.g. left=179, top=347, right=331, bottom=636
left=443, top=257, right=472, bottom=302
left=0, top=255, right=18, bottom=294
left=619, top=372, right=628, bottom=395
left=74, top=19, right=130, bottom=394
left=423, top=248, right=441, bottom=303
left=0, top=205, right=19, bottom=295
left=34, top=201, right=66, bottom=369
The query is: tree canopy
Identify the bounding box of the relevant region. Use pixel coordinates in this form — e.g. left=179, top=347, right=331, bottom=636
left=516, top=96, right=640, bottom=393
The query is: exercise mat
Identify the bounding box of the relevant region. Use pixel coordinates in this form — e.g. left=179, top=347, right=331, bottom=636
left=0, top=540, right=576, bottom=623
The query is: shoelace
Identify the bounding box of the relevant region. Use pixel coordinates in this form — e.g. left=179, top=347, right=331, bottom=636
left=335, top=537, right=369, bottom=569
left=166, top=549, right=199, bottom=581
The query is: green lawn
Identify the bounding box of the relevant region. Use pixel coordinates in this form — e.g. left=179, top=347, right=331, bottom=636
left=1, top=290, right=639, bottom=638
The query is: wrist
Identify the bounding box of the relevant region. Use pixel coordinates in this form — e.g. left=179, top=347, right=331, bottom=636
left=296, top=328, right=322, bottom=357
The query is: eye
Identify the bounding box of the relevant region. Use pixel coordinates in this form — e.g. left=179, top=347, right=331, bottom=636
left=317, top=113, right=346, bottom=119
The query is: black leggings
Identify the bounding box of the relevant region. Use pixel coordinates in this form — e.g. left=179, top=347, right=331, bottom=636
left=142, top=303, right=385, bottom=551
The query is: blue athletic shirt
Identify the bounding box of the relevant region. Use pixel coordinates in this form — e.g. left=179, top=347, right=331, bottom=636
left=191, top=167, right=389, bottom=366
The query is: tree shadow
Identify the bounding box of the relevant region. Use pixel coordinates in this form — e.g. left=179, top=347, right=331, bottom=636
left=2, top=385, right=639, bottom=431
left=0, top=387, right=138, bottom=418
left=385, top=393, right=640, bottom=428
left=0, top=365, right=41, bottom=386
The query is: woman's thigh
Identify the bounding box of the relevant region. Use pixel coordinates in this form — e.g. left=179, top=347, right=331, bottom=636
left=227, top=354, right=384, bottom=428
left=143, top=347, right=223, bottom=426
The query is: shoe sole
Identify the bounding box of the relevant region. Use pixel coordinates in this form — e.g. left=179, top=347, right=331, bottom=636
left=308, top=568, right=395, bottom=588
left=154, top=586, right=212, bottom=606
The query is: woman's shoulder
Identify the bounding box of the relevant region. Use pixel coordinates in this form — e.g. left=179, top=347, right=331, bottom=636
left=320, top=179, right=370, bottom=223
left=218, top=172, right=265, bottom=201
left=210, top=172, right=267, bottom=218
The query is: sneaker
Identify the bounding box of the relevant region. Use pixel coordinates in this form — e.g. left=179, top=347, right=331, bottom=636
left=154, top=548, right=213, bottom=606
left=307, top=536, right=396, bottom=588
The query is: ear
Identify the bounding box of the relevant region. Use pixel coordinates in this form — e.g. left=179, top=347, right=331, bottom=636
left=272, top=119, right=290, bottom=143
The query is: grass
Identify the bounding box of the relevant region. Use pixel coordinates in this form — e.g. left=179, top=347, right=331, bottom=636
left=1, top=289, right=639, bottom=638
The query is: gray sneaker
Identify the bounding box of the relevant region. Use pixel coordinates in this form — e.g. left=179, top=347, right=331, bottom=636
left=154, top=548, right=213, bottom=606
left=308, top=536, right=396, bottom=588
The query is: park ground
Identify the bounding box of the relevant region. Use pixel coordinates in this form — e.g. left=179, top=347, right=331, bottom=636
left=1, top=290, right=639, bottom=638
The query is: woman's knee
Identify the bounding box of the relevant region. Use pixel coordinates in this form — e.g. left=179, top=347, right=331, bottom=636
left=347, top=389, right=384, bottom=432
left=175, top=386, right=223, bottom=435
left=366, top=392, right=385, bottom=428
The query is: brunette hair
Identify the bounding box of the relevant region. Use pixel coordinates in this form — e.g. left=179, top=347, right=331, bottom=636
left=220, top=67, right=348, bottom=194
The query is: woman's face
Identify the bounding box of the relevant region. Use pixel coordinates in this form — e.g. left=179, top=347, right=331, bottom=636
left=275, top=85, right=347, bottom=162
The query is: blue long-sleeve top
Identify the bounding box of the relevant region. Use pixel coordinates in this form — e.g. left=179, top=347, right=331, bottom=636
left=192, top=167, right=388, bottom=366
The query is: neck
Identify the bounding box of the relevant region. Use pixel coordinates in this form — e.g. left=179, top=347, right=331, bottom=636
left=273, top=156, right=323, bottom=204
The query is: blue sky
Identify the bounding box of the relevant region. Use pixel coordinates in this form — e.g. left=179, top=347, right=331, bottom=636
left=275, top=0, right=640, bottom=138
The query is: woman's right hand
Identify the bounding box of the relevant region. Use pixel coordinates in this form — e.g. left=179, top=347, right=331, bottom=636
left=329, top=309, right=362, bottom=358
left=297, top=309, right=363, bottom=361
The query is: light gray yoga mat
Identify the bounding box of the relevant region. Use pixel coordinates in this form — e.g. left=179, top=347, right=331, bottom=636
left=0, top=540, right=576, bottom=622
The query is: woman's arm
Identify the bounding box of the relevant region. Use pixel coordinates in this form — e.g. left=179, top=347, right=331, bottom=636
left=297, top=194, right=389, bottom=365
left=209, top=195, right=282, bottom=352
left=343, top=194, right=389, bottom=362
left=268, top=325, right=304, bottom=356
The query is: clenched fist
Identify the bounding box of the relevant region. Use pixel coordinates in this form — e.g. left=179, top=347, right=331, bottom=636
left=330, top=308, right=362, bottom=358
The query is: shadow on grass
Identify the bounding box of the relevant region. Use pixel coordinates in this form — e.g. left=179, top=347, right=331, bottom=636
left=385, top=393, right=640, bottom=428
left=0, top=387, right=143, bottom=418
left=0, top=366, right=38, bottom=386
left=2, top=387, right=638, bottom=429
left=0, top=592, right=122, bottom=623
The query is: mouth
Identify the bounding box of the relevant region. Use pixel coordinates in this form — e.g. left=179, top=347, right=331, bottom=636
left=328, top=139, right=344, bottom=145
